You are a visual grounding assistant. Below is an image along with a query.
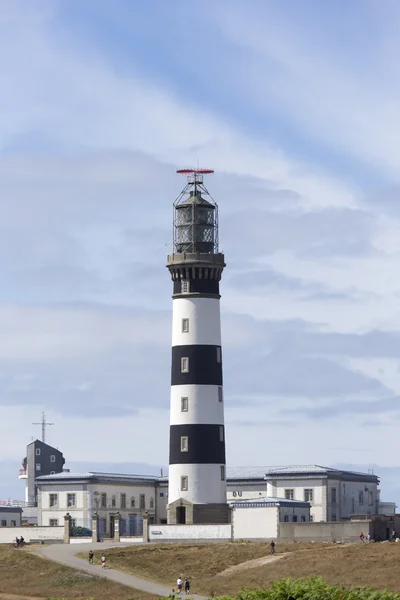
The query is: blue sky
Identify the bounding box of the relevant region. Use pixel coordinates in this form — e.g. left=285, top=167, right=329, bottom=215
left=1, top=0, right=400, bottom=504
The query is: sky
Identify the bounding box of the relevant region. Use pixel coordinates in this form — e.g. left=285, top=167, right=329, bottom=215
left=1, top=0, right=400, bottom=503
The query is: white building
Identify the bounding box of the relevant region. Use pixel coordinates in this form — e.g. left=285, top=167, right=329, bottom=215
left=36, top=472, right=168, bottom=536
left=226, top=465, right=380, bottom=522
left=36, top=464, right=386, bottom=533
left=232, top=497, right=311, bottom=540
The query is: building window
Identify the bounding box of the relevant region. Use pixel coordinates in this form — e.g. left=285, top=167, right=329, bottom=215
left=293, top=515, right=298, bottom=522
left=359, top=491, right=364, bottom=505
left=181, top=280, right=190, bottom=294
left=36, top=448, right=41, bottom=456
left=101, top=493, right=107, bottom=508
left=121, top=494, right=126, bottom=509
left=332, top=514, right=337, bottom=521
left=111, top=495, right=116, bottom=508
left=285, top=489, right=294, bottom=500
left=71, top=519, right=76, bottom=528
left=218, top=387, right=223, bottom=402
left=160, top=493, right=164, bottom=497
left=182, top=318, right=189, bottom=333
left=369, top=492, right=374, bottom=506
left=50, top=471, right=55, bottom=475
left=36, top=463, right=41, bottom=472
left=140, top=494, right=145, bottom=509
left=181, top=397, right=188, bottom=412
left=220, top=465, right=225, bottom=481
left=331, top=487, right=337, bottom=504
left=181, top=476, right=188, bottom=491
left=67, top=493, right=76, bottom=507
left=150, top=497, right=154, bottom=509
left=304, top=489, right=313, bottom=503
left=219, top=426, right=224, bottom=442
left=301, top=516, right=306, bottom=522
left=310, top=515, right=314, bottom=522
left=181, top=357, right=189, bottom=373
left=11, top=520, right=16, bottom=527
left=49, top=493, right=58, bottom=508
left=283, top=515, right=289, bottom=522
left=351, top=498, right=355, bottom=513
left=181, top=436, right=188, bottom=452
left=50, top=455, right=56, bottom=463
left=216, top=347, right=221, bottom=362
left=131, top=496, right=135, bottom=508
left=49, top=518, right=58, bottom=527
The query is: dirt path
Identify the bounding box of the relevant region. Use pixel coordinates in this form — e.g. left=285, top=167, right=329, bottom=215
left=215, top=553, right=288, bottom=577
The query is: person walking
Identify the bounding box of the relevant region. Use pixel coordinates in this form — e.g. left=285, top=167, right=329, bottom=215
left=177, top=576, right=183, bottom=593
left=360, top=532, right=365, bottom=543
left=88, top=550, right=94, bottom=564
left=184, top=577, right=191, bottom=594
left=270, top=540, right=276, bottom=555
left=101, top=555, right=106, bottom=569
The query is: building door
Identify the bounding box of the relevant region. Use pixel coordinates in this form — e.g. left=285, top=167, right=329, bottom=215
left=110, top=515, right=115, bottom=538
left=176, top=506, right=186, bottom=524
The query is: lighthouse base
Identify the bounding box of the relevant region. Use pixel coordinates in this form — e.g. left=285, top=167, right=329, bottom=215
left=167, top=498, right=231, bottom=525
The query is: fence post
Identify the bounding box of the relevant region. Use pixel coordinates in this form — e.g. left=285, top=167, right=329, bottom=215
left=64, top=513, right=71, bottom=544
left=92, top=512, right=100, bottom=543
left=113, top=512, right=121, bottom=542
left=142, top=512, right=149, bottom=543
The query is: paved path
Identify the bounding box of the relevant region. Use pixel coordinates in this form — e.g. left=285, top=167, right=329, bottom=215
left=36, top=542, right=206, bottom=599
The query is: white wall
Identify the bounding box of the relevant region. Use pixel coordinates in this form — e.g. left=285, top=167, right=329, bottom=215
left=0, top=526, right=63, bottom=544
left=149, top=524, right=231, bottom=541
left=233, top=506, right=279, bottom=540
left=172, top=297, right=221, bottom=346
left=227, top=481, right=268, bottom=503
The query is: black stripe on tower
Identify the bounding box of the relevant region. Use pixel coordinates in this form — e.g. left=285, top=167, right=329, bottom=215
left=171, top=345, right=222, bottom=386
left=169, top=424, right=226, bottom=464
left=173, top=279, right=220, bottom=296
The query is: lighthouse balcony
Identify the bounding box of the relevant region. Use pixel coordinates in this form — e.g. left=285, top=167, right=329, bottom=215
left=18, top=468, right=28, bottom=480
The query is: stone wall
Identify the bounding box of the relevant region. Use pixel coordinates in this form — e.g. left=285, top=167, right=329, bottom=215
left=279, top=520, right=372, bottom=542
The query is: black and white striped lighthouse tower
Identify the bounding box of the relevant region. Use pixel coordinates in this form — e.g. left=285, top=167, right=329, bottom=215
left=166, top=169, right=230, bottom=525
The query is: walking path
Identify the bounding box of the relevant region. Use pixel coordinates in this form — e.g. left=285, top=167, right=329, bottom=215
left=215, top=552, right=288, bottom=577
left=36, top=542, right=207, bottom=599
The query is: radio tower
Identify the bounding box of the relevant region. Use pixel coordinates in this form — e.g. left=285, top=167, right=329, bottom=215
left=166, top=169, right=229, bottom=525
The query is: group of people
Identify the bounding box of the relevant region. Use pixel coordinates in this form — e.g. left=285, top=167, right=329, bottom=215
left=176, top=576, right=191, bottom=594
left=359, top=532, right=371, bottom=543
left=14, top=536, right=24, bottom=548
left=88, top=551, right=106, bottom=568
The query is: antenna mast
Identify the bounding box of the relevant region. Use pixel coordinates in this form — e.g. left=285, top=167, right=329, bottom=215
left=32, top=412, right=54, bottom=444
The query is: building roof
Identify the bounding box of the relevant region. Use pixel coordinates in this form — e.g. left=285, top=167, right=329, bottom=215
left=231, top=496, right=310, bottom=509
left=227, top=465, right=379, bottom=483
left=36, top=465, right=379, bottom=486
left=0, top=506, right=23, bottom=513
left=36, top=471, right=159, bottom=484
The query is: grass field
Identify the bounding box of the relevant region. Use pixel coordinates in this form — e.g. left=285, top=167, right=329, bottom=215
left=0, top=546, right=156, bottom=600
left=90, top=541, right=400, bottom=597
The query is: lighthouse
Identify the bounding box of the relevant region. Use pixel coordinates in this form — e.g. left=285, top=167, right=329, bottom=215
left=166, top=169, right=230, bottom=525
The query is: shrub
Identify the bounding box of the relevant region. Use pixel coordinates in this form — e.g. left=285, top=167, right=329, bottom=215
left=215, top=577, right=400, bottom=600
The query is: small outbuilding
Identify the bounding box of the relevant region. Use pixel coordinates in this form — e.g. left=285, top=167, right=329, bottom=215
left=0, top=506, right=22, bottom=527
left=232, top=496, right=310, bottom=540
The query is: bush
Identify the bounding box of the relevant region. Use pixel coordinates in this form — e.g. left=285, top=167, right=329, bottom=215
left=214, top=578, right=400, bottom=600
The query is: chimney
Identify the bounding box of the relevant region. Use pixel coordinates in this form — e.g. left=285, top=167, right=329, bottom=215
left=160, top=468, right=163, bottom=477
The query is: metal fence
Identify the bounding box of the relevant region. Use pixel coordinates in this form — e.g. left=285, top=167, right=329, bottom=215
left=70, top=518, right=92, bottom=537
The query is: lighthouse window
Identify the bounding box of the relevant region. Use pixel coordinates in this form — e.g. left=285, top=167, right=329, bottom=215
left=218, top=387, right=223, bottom=402
left=181, top=280, right=190, bottom=294
left=216, top=347, right=221, bottom=362
left=181, top=357, right=189, bottom=373
left=181, top=397, right=188, bottom=412
left=219, top=426, right=224, bottom=442
left=180, top=436, right=189, bottom=452
left=181, top=476, right=188, bottom=491
left=220, top=465, right=225, bottom=481
left=182, top=318, right=189, bottom=333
